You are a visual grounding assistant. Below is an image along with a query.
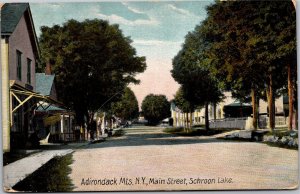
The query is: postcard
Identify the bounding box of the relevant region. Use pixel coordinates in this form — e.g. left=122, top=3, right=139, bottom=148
left=1, top=0, right=298, bottom=192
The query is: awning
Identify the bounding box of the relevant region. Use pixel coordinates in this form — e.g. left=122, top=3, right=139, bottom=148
left=10, top=81, right=66, bottom=114
left=36, top=104, right=65, bottom=111
left=44, top=114, right=61, bottom=126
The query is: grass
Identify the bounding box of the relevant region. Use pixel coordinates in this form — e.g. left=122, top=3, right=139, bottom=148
left=164, top=127, right=238, bottom=136
left=112, top=129, right=125, bottom=137
left=216, top=127, right=298, bottom=150
left=13, top=154, right=74, bottom=192
left=192, top=124, right=206, bottom=128
left=265, top=128, right=298, bottom=138
left=163, top=127, right=184, bottom=133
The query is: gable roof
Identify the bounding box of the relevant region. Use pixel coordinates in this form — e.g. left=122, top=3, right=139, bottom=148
left=1, top=3, right=29, bottom=34
left=1, top=3, right=40, bottom=59
left=35, top=73, right=55, bottom=96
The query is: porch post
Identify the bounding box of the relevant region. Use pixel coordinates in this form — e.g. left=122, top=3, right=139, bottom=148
left=2, top=37, right=10, bottom=152
left=60, top=114, right=64, bottom=140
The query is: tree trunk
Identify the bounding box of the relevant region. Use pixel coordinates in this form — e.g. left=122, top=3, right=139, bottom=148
left=257, top=99, right=260, bottom=128
left=251, top=88, right=258, bottom=130
left=288, top=63, right=294, bottom=130
left=184, top=113, right=187, bottom=132
left=295, top=108, right=298, bottom=130
left=184, top=113, right=188, bottom=131
left=190, top=112, right=193, bottom=129
left=183, top=113, right=185, bottom=129
left=213, top=103, right=217, bottom=120
left=205, top=102, right=209, bottom=130
left=268, top=73, right=275, bottom=132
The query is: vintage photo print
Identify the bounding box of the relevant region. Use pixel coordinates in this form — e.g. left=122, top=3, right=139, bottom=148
left=1, top=0, right=298, bottom=192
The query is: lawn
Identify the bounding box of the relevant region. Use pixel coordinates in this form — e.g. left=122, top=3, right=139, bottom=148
left=163, top=127, right=238, bottom=136
left=112, top=129, right=125, bottom=137
left=265, top=127, right=298, bottom=138
left=13, top=154, right=74, bottom=192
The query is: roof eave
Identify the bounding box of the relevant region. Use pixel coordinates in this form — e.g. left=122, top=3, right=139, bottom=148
left=25, top=6, right=40, bottom=60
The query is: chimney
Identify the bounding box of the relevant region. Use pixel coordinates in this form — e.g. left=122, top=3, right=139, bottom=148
left=45, top=62, right=52, bottom=75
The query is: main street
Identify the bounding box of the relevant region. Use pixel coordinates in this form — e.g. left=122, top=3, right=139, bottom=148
left=69, top=125, right=298, bottom=191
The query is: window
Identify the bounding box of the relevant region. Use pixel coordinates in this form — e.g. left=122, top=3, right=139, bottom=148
left=27, top=58, right=31, bottom=84
left=12, top=97, right=23, bottom=132
left=16, top=50, right=22, bottom=81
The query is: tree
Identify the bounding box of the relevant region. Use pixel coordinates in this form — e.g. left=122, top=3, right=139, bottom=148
left=141, top=94, right=170, bottom=125
left=204, top=1, right=296, bottom=131
left=171, top=24, right=223, bottom=130
left=38, top=19, right=146, bottom=125
left=174, top=87, right=194, bottom=130
left=203, top=2, right=267, bottom=130
left=111, top=87, right=139, bottom=121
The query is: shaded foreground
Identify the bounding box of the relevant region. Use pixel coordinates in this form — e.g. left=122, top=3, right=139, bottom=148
left=69, top=126, right=298, bottom=191
left=13, top=154, right=74, bottom=192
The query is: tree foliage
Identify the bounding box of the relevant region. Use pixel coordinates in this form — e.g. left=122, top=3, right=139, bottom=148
left=204, top=1, right=296, bottom=130
left=141, top=94, right=170, bottom=125
left=38, top=19, right=146, bottom=124
left=174, top=87, right=193, bottom=113
left=171, top=19, right=223, bottom=129
left=111, top=87, right=139, bottom=121
left=171, top=1, right=296, bottom=130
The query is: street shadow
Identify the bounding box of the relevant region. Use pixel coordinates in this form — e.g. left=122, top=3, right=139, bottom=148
left=80, top=130, right=257, bottom=150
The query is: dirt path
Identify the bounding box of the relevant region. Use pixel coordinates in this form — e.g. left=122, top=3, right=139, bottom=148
left=69, top=125, right=298, bottom=191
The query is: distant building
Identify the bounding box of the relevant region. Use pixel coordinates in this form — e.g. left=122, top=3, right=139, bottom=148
left=171, top=91, right=287, bottom=129
left=35, top=72, right=75, bottom=142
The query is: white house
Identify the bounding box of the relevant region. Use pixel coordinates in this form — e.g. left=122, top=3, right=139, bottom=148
left=171, top=91, right=288, bottom=130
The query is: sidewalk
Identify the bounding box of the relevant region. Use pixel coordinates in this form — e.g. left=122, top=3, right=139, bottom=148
left=3, top=149, right=73, bottom=190
left=214, top=128, right=270, bottom=139
left=3, top=131, right=120, bottom=191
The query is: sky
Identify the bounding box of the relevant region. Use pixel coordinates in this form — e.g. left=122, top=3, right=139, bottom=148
left=30, top=1, right=214, bottom=106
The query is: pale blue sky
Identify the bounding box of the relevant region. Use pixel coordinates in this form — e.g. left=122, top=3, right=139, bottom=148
left=30, top=1, right=213, bottom=105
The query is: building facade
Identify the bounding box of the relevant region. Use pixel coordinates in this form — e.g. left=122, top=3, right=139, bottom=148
left=35, top=72, right=75, bottom=143
left=1, top=3, right=39, bottom=151
left=171, top=91, right=288, bottom=130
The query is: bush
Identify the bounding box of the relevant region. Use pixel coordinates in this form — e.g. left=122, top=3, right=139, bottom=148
left=263, top=131, right=298, bottom=149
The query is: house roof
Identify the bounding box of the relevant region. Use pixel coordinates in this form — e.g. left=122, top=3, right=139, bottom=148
left=1, top=3, right=40, bottom=59
left=37, top=104, right=65, bottom=112
left=170, top=102, right=176, bottom=111
left=170, top=102, right=182, bottom=113
left=1, top=3, right=29, bottom=34
left=35, top=73, right=55, bottom=96
left=224, top=101, right=251, bottom=107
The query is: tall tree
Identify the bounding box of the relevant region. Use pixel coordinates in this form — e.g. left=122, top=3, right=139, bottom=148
left=171, top=24, right=223, bottom=130
left=141, top=94, right=170, bottom=125
left=111, top=87, right=139, bottom=121
left=204, top=1, right=296, bottom=131
left=174, top=87, right=194, bottom=130
left=38, top=19, right=146, bottom=125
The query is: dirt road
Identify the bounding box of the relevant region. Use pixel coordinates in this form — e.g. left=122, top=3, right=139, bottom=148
left=69, top=125, right=298, bottom=191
